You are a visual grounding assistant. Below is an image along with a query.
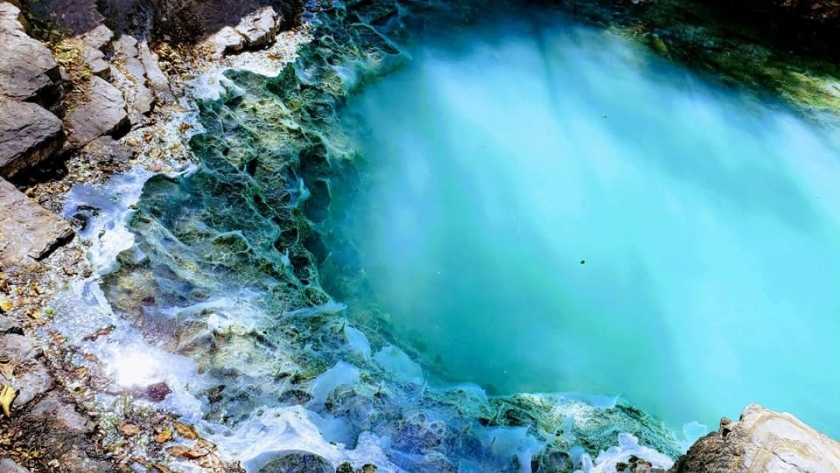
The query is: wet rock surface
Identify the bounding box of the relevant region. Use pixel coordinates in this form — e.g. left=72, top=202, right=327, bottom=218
left=669, top=405, right=840, bottom=473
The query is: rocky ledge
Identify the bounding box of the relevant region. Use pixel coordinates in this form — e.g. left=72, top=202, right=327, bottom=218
left=669, top=405, right=840, bottom=473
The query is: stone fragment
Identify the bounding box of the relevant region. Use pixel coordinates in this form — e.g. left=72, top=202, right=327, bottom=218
left=257, top=453, right=333, bottom=473
left=28, top=392, right=95, bottom=434
left=11, top=359, right=52, bottom=408
left=0, top=3, right=61, bottom=105
left=80, top=135, right=135, bottom=166
left=670, top=404, right=840, bottom=473
left=0, top=99, right=64, bottom=178
left=138, top=41, right=172, bottom=98
left=0, top=458, right=27, bottom=473
left=201, top=6, right=282, bottom=57
left=0, top=179, right=74, bottom=264
left=111, top=35, right=154, bottom=120
left=65, top=76, right=128, bottom=147
left=79, top=25, right=115, bottom=78
left=234, top=7, right=280, bottom=48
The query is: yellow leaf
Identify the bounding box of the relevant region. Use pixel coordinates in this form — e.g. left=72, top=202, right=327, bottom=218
left=0, top=298, right=11, bottom=312
left=154, top=429, right=173, bottom=443
left=0, top=363, right=13, bottom=381
left=173, top=421, right=199, bottom=440
left=0, top=385, right=16, bottom=417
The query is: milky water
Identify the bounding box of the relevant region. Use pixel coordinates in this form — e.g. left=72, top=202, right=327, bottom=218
left=331, top=20, right=840, bottom=436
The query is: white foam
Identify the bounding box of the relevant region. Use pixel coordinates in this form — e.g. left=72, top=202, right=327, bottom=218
left=62, top=168, right=152, bottom=274
left=575, top=433, right=675, bottom=473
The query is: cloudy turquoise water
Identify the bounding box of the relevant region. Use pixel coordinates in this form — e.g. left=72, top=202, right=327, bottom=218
left=329, top=18, right=840, bottom=436
left=55, top=1, right=840, bottom=470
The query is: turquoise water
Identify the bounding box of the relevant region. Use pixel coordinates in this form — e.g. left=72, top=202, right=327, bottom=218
left=330, top=21, right=840, bottom=435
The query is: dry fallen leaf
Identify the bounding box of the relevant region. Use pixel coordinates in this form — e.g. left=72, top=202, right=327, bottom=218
left=26, top=309, right=41, bottom=319
left=166, top=445, right=210, bottom=459
left=0, top=297, right=12, bottom=312
left=119, top=423, right=142, bottom=437
left=153, top=464, right=173, bottom=473
left=172, top=421, right=199, bottom=440
left=82, top=325, right=114, bottom=342
left=0, top=385, right=16, bottom=417
left=0, top=363, right=13, bottom=380
left=155, top=429, right=173, bottom=443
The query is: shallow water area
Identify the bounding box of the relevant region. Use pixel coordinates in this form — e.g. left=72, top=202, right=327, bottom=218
left=328, top=11, right=840, bottom=436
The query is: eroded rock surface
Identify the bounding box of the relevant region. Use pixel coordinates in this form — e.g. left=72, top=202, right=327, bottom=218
left=0, top=178, right=74, bottom=265
left=0, top=99, right=64, bottom=178
left=670, top=405, right=840, bottom=473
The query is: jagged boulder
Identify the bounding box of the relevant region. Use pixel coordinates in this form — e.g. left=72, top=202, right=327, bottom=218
left=0, top=99, right=64, bottom=178
left=669, top=405, right=840, bottom=473
left=65, top=76, right=128, bottom=147
left=0, top=178, right=74, bottom=265
left=0, top=2, right=61, bottom=106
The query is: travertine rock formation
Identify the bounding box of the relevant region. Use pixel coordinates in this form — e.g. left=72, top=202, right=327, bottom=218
left=670, top=405, right=840, bottom=473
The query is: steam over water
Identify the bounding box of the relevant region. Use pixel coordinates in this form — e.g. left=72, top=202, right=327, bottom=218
left=331, top=20, right=840, bottom=435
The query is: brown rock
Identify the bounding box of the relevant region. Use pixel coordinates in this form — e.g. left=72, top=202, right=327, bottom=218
left=66, top=76, right=128, bottom=147
left=670, top=404, right=840, bottom=473
left=0, top=99, right=64, bottom=178
left=0, top=178, right=74, bottom=265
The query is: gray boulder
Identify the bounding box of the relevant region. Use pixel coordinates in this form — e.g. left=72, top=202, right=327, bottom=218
left=670, top=405, right=840, bottom=473
left=0, top=3, right=61, bottom=106
left=65, top=76, right=128, bottom=147
left=0, top=178, right=74, bottom=265
left=111, top=35, right=155, bottom=120
left=0, top=99, right=64, bottom=178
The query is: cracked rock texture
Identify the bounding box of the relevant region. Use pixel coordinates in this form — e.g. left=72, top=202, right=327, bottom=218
left=669, top=405, right=840, bottom=473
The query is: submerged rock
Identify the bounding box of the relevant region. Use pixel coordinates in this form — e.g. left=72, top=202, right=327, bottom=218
left=669, top=405, right=840, bottom=473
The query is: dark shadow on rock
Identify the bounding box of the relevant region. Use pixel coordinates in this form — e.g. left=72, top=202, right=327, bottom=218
left=23, top=0, right=304, bottom=45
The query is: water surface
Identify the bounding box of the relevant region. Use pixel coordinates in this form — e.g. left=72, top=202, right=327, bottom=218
left=329, top=18, right=840, bottom=435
